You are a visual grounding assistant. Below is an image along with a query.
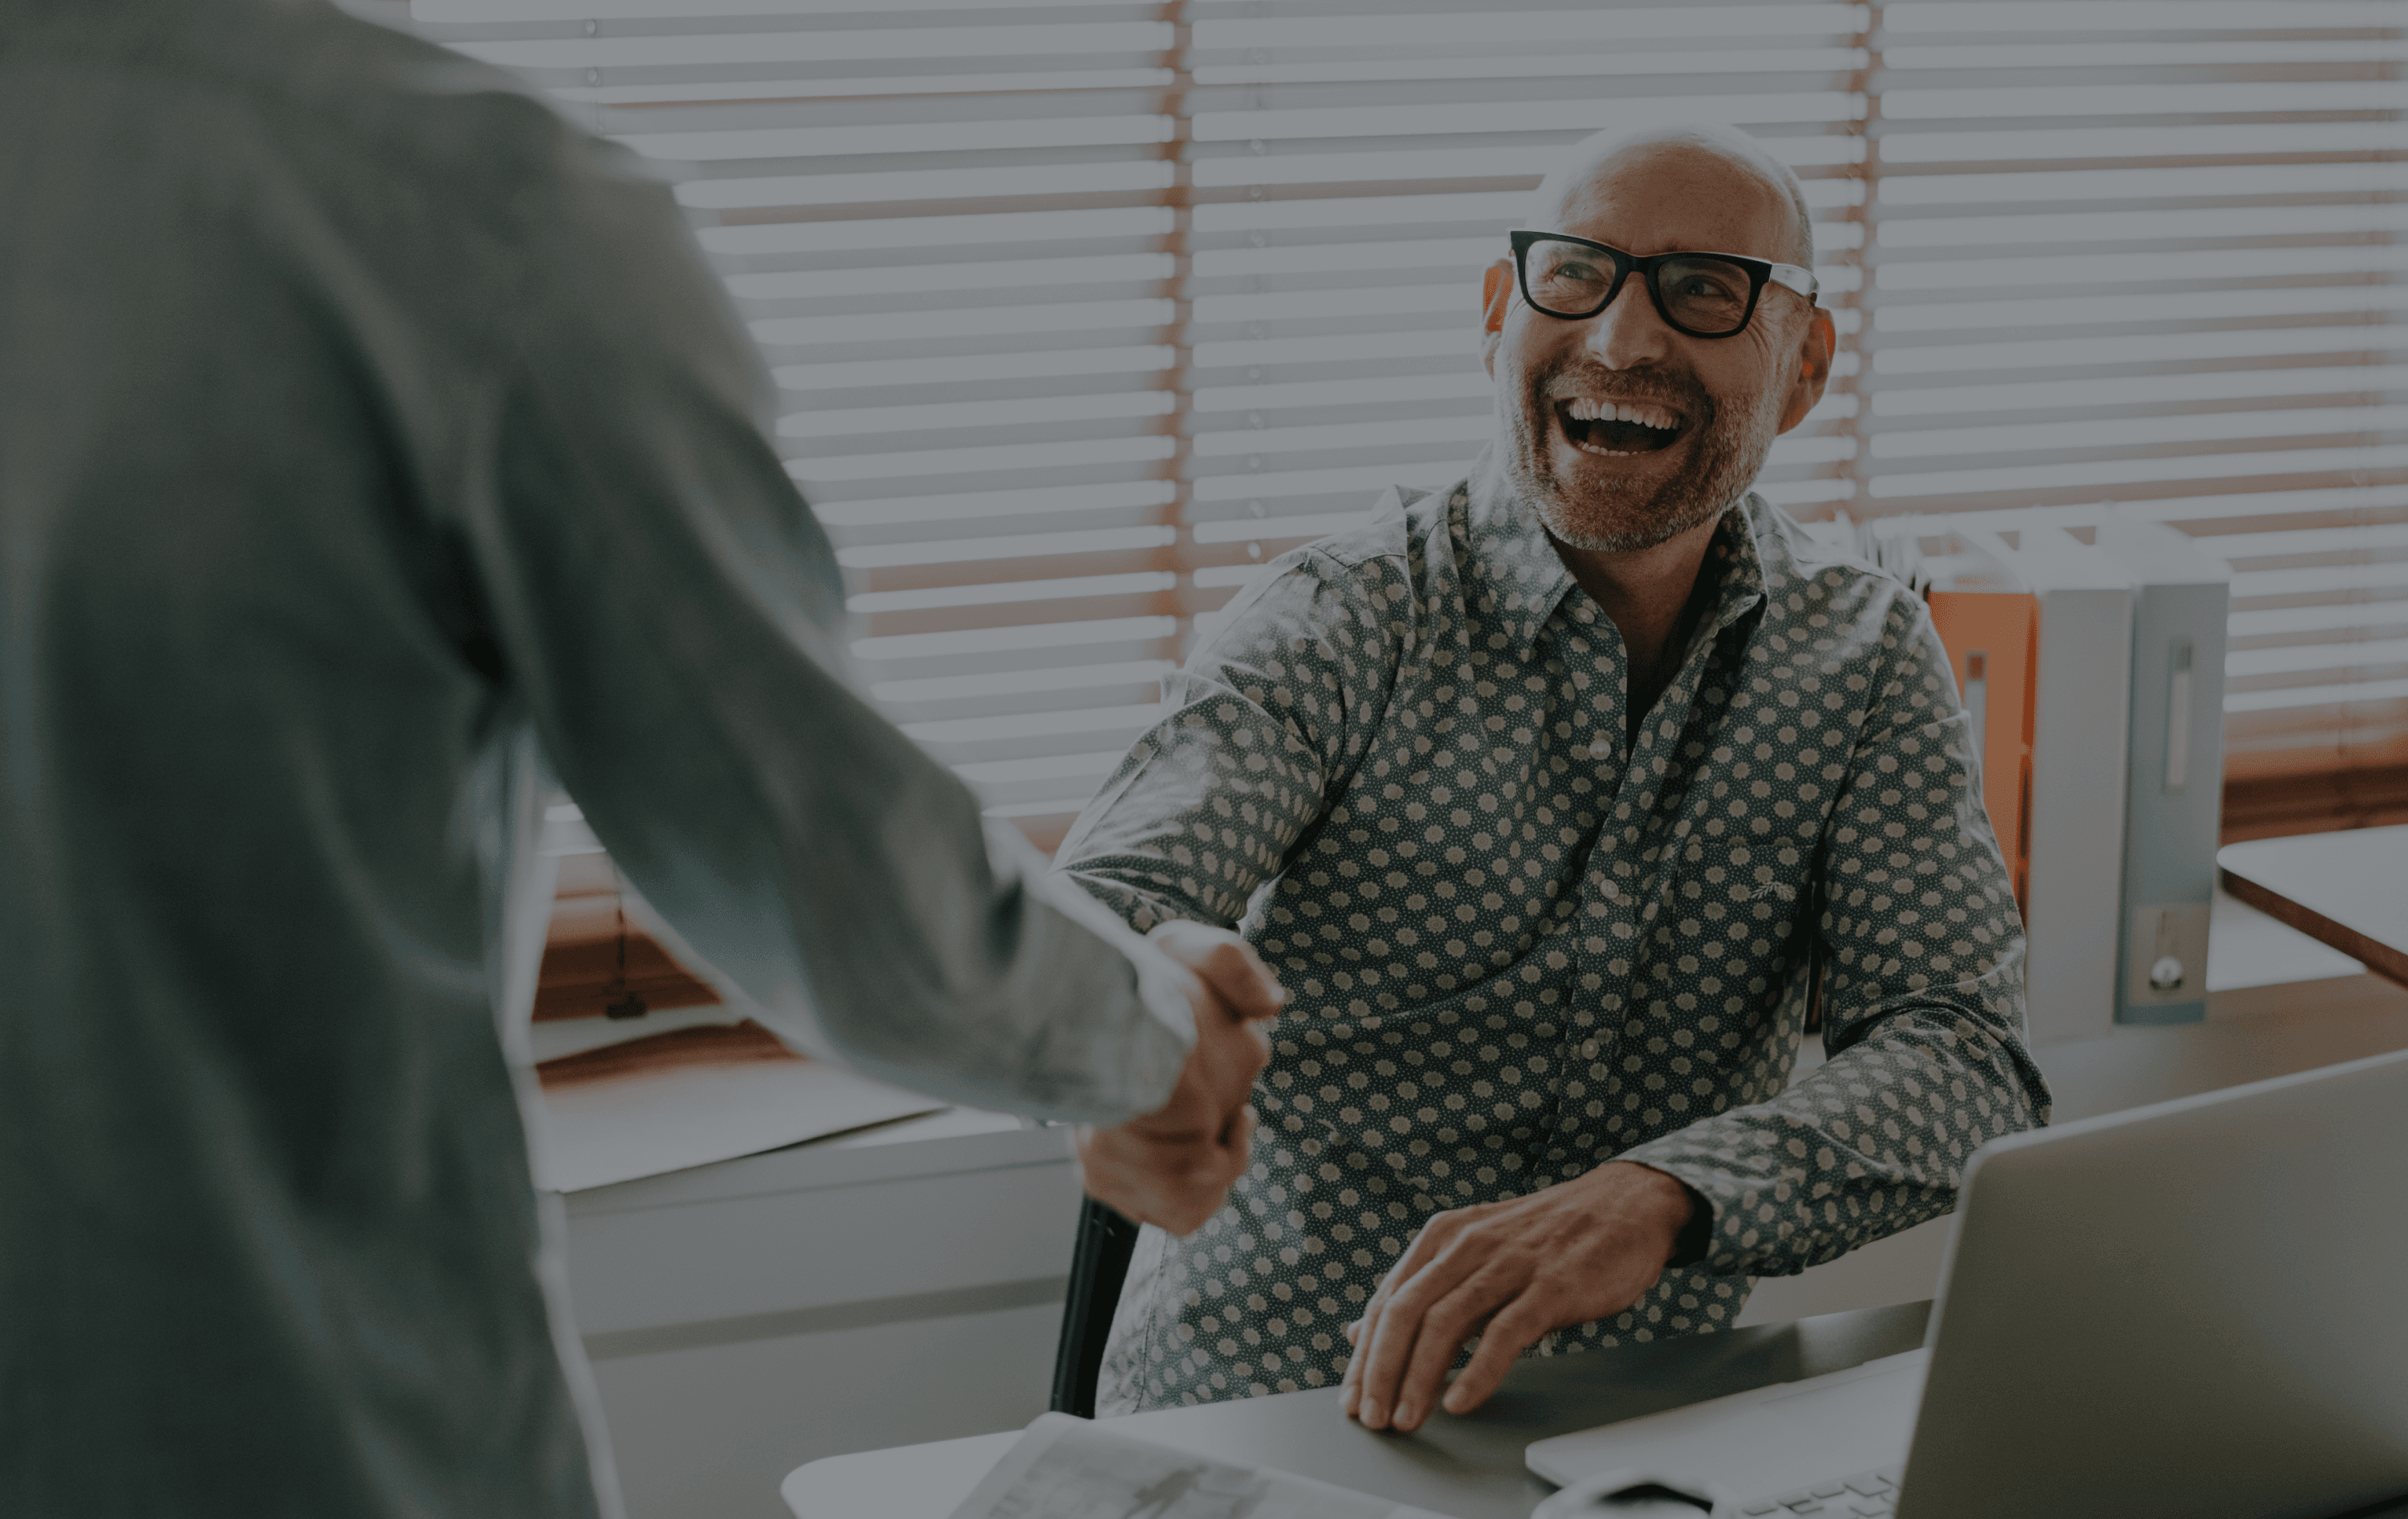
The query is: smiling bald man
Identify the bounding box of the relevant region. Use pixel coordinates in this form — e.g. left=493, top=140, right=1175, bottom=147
left=1054, top=124, right=2052, bottom=1431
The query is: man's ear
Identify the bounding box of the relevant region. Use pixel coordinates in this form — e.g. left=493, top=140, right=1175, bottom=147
left=1480, top=259, right=1512, bottom=377
left=1776, top=307, right=1837, bottom=434
left=1481, top=259, right=1513, bottom=333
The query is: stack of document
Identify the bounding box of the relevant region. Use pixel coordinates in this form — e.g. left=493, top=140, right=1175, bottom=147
left=527, top=1020, right=945, bottom=1195
left=947, top=1414, right=1461, bottom=1519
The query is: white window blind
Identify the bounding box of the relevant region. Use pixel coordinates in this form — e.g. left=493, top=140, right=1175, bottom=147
left=410, top=0, right=2407, bottom=846
left=1852, top=1, right=2408, bottom=789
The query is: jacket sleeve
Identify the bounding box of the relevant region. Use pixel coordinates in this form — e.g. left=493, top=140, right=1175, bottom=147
left=456, top=118, right=1195, bottom=1124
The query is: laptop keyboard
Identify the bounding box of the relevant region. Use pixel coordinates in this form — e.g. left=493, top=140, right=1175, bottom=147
left=1738, top=1465, right=1906, bottom=1516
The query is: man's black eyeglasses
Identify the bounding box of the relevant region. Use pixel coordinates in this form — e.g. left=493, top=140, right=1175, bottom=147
left=1507, top=230, right=1819, bottom=340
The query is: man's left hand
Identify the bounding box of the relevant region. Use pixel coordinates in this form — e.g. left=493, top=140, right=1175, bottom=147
left=1340, top=1161, right=1698, bottom=1433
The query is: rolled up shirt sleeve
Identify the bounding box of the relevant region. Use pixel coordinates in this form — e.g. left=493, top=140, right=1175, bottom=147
left=1617, top=598, right=2054, bottom=1279
left=456, top=116, right=1194, bottom=1124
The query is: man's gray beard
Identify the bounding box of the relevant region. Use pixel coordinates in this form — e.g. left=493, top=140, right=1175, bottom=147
left=1498, top=384, right=1780, bottom=553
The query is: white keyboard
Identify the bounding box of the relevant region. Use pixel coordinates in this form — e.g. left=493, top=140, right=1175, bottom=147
left=1738, top=1465, right=1905, bottom=1517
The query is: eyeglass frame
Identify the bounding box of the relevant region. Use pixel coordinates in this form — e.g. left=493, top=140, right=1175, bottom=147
left=1506, top=230, right=1820, bottom=340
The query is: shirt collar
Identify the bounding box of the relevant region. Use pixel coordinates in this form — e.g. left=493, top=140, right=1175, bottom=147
left=1458, top=447, right=1580, bottom=657
left=1460, top=446, right=1772, bottom=666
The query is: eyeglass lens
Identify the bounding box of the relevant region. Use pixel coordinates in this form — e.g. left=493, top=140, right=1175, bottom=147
left=1523, top=238, right=1757, bottom=335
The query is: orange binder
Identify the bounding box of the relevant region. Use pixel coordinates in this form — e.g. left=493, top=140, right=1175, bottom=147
left=1926, top=590, right=2038, bottom=913
left=1842, top=515, right=2040, bottom=919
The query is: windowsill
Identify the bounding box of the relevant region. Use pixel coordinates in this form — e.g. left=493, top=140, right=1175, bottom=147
left=565, top=885, right=2401, bottom=1213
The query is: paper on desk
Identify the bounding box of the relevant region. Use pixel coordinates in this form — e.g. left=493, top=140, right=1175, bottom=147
left=946, top=1413, right=1462, bottom=1519
left=529, top=1053, right=946, bottom=1194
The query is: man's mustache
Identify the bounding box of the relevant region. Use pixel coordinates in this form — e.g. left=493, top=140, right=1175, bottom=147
left=1536, top=365, right=1713, bottom=421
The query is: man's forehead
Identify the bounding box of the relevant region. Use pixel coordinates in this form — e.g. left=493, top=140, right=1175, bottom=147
left=1528, top=127, right=1797, bottom=259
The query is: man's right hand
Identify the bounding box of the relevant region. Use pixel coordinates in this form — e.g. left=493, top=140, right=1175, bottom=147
left=1072, top=922, right=1286, bottom=1236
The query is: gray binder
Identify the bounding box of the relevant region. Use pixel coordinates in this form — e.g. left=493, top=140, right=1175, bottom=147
left=1987, top=527, right=2132, bottom=1045
left=2094, top=521, right=2231, bottom=1024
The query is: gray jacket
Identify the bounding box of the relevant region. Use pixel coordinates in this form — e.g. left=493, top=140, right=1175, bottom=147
left=0, top=1, right=1191, bottom=1512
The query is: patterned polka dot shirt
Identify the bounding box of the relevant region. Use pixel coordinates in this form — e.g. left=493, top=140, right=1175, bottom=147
left=1056, top=462, right=2053, bottom=1415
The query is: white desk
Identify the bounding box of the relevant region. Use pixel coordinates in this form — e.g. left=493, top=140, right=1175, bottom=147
left=2220, top=825, right=2408, bottom=989
left=781, top=1294, right=2408, bottom=1519
left=781, top=1302, right=1934, bottom=1519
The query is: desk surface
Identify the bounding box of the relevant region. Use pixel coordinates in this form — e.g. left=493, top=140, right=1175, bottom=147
left=2220, top=825, right=2408, bottom=989
left=782, top=1300, right=1932, bottom=1519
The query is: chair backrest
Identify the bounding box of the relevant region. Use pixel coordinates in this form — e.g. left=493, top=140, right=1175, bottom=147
left=1048, top=1198, right=1141, bottom=1418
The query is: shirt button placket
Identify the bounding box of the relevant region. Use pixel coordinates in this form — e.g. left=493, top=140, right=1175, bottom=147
left=1569, top=858, right=1632, bottom=1142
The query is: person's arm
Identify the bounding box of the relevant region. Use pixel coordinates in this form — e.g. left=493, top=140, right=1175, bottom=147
left=1053, top=550, right=1401, bottom=934
left=1613, top=594, right=2054, bottom=1278
left=453, top=117, right=1206, bottom=1124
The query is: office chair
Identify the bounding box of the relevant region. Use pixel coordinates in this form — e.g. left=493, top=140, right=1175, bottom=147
left=1049, top=1196, right=1141, bottom=1418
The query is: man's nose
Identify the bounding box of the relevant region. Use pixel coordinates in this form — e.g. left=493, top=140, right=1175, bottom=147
left=1580, top=273, right=1676, bottom=369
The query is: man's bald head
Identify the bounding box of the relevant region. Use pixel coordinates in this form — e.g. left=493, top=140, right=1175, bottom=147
left=1479, top=118, right=1835, bottom=558
left=1527, top=122, right=1813, bottom=270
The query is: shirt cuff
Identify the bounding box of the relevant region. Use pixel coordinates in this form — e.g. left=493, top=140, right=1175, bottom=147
left=1617, top=1159, right=1714, bottom=1269
left=1609, top=1145, right=1757, bottom=1277
left=1666, top=1179, right=1714, bottom=1269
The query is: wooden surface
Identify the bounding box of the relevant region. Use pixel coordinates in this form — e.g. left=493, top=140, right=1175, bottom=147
left=535, top=1019, right=796, bottom=1089
left=2221, top=762, right=2408, bottom=844
left=2219, top=825, right=2408, bottom=989
left=782, top=1301, right=1934, bottom=1519
left=535, top=848, right=721, bottom=1021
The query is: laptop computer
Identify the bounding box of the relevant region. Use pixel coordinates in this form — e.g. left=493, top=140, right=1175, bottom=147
left=1526, top=1046, right=2408, bottom=1519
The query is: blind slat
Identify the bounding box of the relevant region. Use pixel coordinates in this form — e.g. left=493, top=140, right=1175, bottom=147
left=417, top=0, right=2408, bottom=814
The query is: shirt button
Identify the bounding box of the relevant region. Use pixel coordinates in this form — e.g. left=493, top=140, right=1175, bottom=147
left=1580, top=1040, right=1600, bottom=1059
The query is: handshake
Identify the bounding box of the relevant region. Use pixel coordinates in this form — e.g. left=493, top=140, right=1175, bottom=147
left=1072, top=921, right=1287, bottom=1237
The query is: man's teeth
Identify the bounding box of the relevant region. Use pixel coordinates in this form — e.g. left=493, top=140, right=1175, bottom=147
left=1564, top=397, right=1679, bottom=430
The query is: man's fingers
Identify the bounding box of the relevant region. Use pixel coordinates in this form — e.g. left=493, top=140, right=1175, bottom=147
left=1192, top=935, right=1284, bottom=1020
left=1200, top=938, right=1287, bottom=1022
left=1173, top=1106, right=1254, bottom=1225
left=1391, top=1274, right=1513, bottom=1431
left=1348, top=1217, right=1499, bottom=1429
left=1341, top=1280, right=1401, bottom=1417
left=1342, top=1244, right=1423, bottom=1416
left=1216, top=1101, right=1257, bottom=1155
left=1353, top=1283, right=1434, bottom=1430
left=1436, top=1294, right=1546, bottom=1419
left=1076, top=1106, right=1257, bottom=1236
left=1340, top=1305, right=1374, bottom=1417
left=1210, top=1105, right=1255, bottom=1185
left=1341, top=1209, right=1458, bottom=1415
left=1149, top=921, right=1287, bottom=1022
left=1146, top=1123, right=1248, bottom=1231
left=1126, top=986, right=1267, bottom=1149
left=1364, top=1206, right=1466, bottom=1326
left=1353, top=1251, right=1486, bottom=1429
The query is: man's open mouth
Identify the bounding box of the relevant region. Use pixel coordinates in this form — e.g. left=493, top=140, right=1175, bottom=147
left=1556, top=397, right=1686, bottom=456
